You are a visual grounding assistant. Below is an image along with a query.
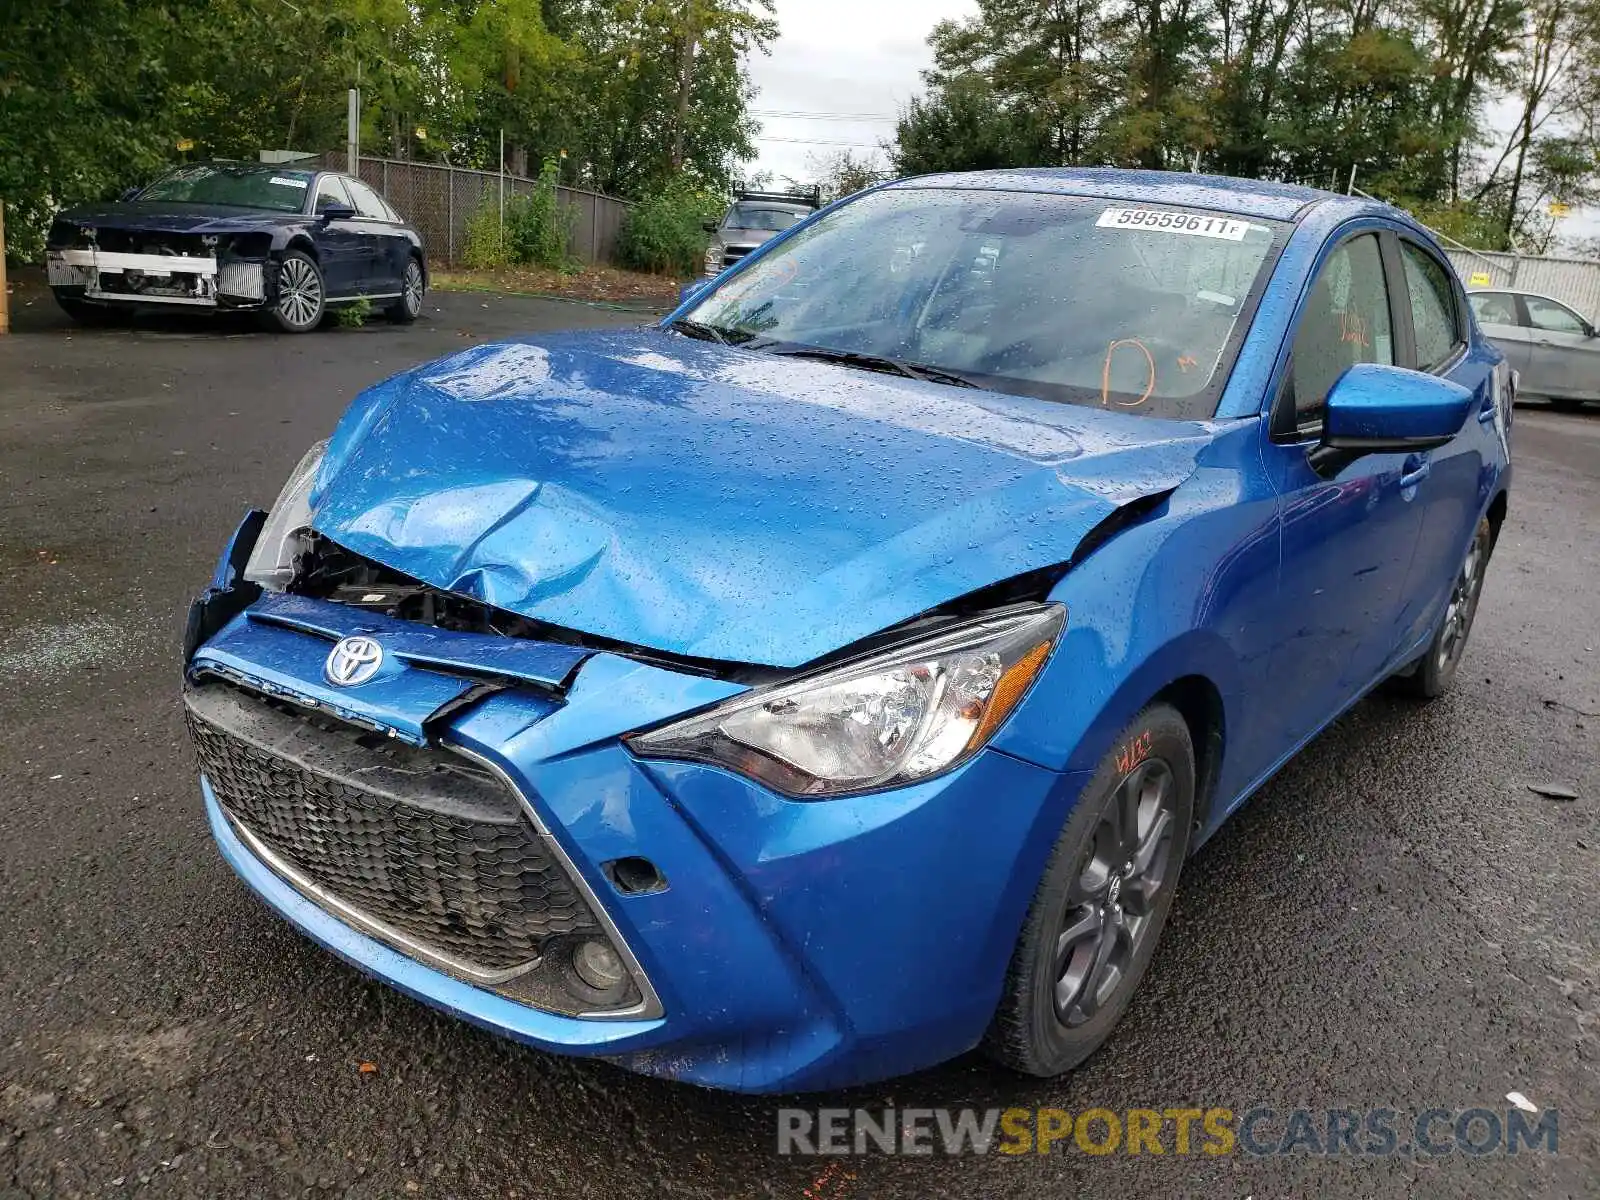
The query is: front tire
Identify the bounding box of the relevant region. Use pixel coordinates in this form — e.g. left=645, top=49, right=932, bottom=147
left=269, top=251, right=325, bottom=333
left=387, top=258, right=424, bottom=324
left=985, top=703, right=1195, bottom=1077
left=1392, top=516, right=1493, bottom=700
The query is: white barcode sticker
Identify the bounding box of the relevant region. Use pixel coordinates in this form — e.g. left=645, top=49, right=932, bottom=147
left=269, top=175, right=308, bottom=189
left=1096, top=207, right=1253, bottom=240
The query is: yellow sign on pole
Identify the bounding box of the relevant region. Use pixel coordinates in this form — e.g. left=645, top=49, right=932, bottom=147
left=1469, top=271, right=1492, bottom=286
left=176, top=137, right=195, bottom=152
left=1548, top=201, right=1571, bottom=218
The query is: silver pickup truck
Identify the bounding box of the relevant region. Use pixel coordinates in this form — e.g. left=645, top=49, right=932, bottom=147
left=702, top=185, right=821, bottom=277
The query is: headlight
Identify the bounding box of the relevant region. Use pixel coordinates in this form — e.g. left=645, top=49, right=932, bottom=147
left=626, top=605, right=1064, bottom=797
left=242, top=440, right=327, bottom=589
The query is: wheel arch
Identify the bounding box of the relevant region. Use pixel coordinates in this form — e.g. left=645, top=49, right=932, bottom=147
left=1149, top=674, right=1226, bottom=838
left=280, top=233, right=319, bottom=262
left=1486, top=488, right=1508, bottom=541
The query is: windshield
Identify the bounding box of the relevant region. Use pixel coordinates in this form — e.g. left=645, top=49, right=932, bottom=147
left=685, top=188, right=1286, bottom=418
left=724, top=204, right=804, bottom=232
left=136, top=165, right=312, bottom=212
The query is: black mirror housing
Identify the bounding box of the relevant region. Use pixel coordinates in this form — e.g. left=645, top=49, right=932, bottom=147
left=320, top=203, right=357, bottom=223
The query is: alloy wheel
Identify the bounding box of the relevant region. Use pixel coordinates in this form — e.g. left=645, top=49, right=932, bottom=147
left=278, top=257, right=322, bottom=329
left=1437, top=526, right=1489, bottom=673
left=403, top=261, right=424, bottom=316
left=1053, top=758, right=1179, bottom=1027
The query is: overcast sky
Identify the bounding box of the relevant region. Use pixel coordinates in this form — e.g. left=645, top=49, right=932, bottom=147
left=743, top=0, right=975, bottom=186
left=743, top=1, right=1596, bottom=245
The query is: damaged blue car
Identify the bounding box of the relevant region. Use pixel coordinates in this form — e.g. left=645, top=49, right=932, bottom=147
left=183, top=169, right=1512, bottom=1092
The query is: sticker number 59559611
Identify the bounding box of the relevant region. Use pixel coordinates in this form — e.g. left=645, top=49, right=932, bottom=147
left=1096, top=208, right=1253, bottom=241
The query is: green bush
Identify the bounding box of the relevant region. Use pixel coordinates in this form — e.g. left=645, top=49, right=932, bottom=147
left=462, top=198, right=509, bottom=268
left=461, top=157, right=574, bottom=270
left=617, top=179, right=723, bottom=276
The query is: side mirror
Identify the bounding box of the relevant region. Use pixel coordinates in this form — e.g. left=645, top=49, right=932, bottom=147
left=1584, top=322, right=1597, bottom=338
left=320, top=202, right=357, bottom=223
left=678, top=278, right=712, bottom=307
left=702, top=219, right=720, bottom=233
left=1316, top=362, right=1473, bottom=465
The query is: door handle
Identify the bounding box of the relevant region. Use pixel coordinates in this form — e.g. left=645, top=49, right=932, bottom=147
left=1478, top=396, right=1497, bottom=424
left=1400, top=455, right=1431, bottom=488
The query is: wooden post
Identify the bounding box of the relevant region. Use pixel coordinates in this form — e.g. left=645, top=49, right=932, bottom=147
left=0, top=199, right=10, bottom=336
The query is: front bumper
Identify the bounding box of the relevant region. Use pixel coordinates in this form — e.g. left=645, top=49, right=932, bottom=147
left=186, top=529, right=1087, bottom=1092
left=48, top=248, right=267, bottom=307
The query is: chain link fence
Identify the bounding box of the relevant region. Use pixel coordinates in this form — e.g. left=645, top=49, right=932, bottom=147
left=316, top=153, right=631, bottom=267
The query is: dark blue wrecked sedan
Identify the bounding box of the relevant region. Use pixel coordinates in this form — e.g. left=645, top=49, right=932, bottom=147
left=48, top=161, right=426, bottom=332
left=182, top=169, right=1511, bottom=1092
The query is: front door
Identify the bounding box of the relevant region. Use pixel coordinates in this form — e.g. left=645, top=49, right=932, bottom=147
left=1520, top=293, right=1600, bottom=400
left=309, top=175, right=365, bottom=298
left=1467, top=291, right=1531, bottom=378
left=1260, top=230, right=1427, bottom=749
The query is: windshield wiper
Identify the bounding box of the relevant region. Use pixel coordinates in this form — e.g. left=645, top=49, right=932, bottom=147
left=753, top=344, right=990, bottom=390
left=667, top=318, right=738, bottom=345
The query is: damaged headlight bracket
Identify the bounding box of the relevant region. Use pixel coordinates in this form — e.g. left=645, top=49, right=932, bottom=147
left=243, top=440, right=328, bottom=590
left=626, top=604, right=1065, bottom=798
left=183, top=508, right=267, bottom=663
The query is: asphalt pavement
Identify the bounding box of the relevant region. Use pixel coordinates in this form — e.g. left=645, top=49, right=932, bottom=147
left=0, top=292, right=1595, bottom=1198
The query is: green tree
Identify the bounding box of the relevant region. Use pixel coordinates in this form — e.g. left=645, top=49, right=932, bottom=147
left=893, top=75, right=1049, bottom=174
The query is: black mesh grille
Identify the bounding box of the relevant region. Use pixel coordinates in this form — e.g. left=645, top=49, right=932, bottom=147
left=186, top=684, right=601, bottom=976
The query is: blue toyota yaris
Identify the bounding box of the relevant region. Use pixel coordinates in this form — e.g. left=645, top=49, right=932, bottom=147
left=183, top=169, right=1512, bottom=1092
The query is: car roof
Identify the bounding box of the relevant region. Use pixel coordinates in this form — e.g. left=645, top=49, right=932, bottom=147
left=883, top=167, right=1388, bottom=223
left=1466, top=287, right=1569, bottom=300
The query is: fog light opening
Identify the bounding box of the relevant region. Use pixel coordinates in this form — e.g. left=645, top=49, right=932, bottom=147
left=603, top=855, right=668, bottom=895
left=571, top=939, right=627, bottom=992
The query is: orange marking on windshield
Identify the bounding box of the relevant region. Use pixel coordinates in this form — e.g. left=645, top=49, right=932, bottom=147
left=1102, top=339, right=1157, bottom=408
left=1177, top=353, right=1198, bottom=373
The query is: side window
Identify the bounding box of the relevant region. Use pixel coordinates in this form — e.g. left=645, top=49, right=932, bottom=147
left=1469, top=292, right=1520, bottom=326
left=345, top=178, right=390, bottom=221
left=1286, top=233, right=1394, bottom=430
left=1400, top=242, right=1462, bottom=370
left=314, top=176, right=352, bottom=213
left=1525, top=295, right=1588, bottom=334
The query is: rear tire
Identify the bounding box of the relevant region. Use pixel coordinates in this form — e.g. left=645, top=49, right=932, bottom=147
left=387, top=258, right=424, bottom=324
left=984, top=703, right=1195, bottom=1077
left=1391, top=516, right=1493, bottom=700
left=268, top=251, right=325, bottom=333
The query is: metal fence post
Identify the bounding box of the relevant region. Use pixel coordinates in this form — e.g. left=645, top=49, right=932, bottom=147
left=447, top=167, right=455, bottom=265
left=591, top=190, right=599, bottom=264
left=0, top=200, right=9, bottom=336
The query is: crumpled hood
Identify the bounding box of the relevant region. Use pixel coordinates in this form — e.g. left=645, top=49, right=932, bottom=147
left=53, top=202, right=297, bottom=237
left=310, top=329, right=1213, bottom=667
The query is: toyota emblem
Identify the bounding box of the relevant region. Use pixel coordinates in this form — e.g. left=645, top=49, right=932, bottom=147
left=325, top=636, right=384, bottom=686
